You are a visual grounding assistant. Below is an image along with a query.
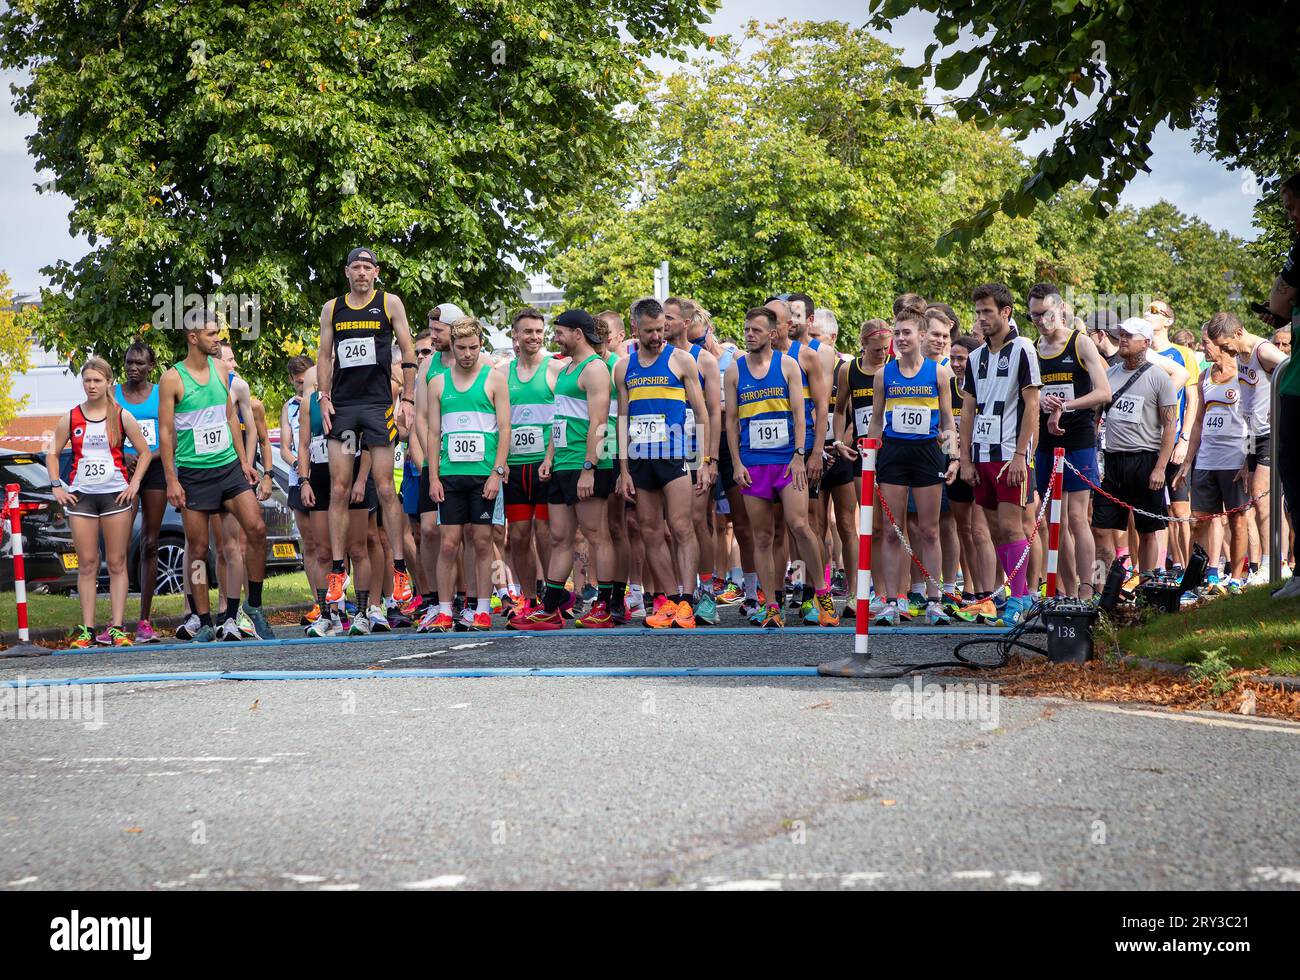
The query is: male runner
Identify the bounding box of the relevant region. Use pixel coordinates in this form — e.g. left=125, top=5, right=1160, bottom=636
left=158, top=308, right=271, bottom=641
left=316, top=247, right=417, bottom=611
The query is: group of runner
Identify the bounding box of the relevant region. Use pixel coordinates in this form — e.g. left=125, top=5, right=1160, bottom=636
left=46, top=244, right=1297, bottom=644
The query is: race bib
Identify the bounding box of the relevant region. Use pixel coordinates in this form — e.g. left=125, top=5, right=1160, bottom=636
left=76, top=457, right=112, bottom=486
left=891, top=405, right=930, bottom=436
left=195, top=423, right=230, bottom=456
left=854, top=405, right=873, bottom=434
left=972, top=414, right=1001, bottom=447
left=511, top=426, right=543, bottom=454
left=630, top=414, right=666, bottom=445
left=137, top=418, right=158, bottom=447
left=748, top=417, right=789, bottom=450
left=1109, top=394, right=1144, bottom=424
left=551, top=419, right=568, bottom=450
left=393, top=441, right=406, bottom=469
left=1204, top=411, right=1229, bottom=431
left=338, top=336, right=376, bottom=368
left=684, top=409, right=696, bottom=439
left=1041, top=383, right=1074, bottom=408
left=448, top=433, right=485, bottom=462
left=309, top=435, right=329, bottom=464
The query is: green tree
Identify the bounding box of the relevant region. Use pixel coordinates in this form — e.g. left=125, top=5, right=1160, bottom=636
left=0, top=0, right=713, bottom=389
left=867, top=0, right=1300, bottom=252
left=0, top=272, right=33, bottom=431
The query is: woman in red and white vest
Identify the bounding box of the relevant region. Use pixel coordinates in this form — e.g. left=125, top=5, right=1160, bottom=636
left=46, top=357, right=152, bottom=648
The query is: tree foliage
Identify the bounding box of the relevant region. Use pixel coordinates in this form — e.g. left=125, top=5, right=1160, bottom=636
left=867, top=0, right=1300, bottom=255
left=0, top=272, right=32, bottom=430
left=549, top=21, right=1270, bottom=345
left=0, top=0, right=713, bottom=387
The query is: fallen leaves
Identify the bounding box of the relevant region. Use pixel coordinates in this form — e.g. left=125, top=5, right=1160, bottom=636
left=249, top=699, right=260, bottom=711
left=124, top=827, right=142, bottom=834
left=881, top=800, right=897, bottom=807
left=807, top=700, right=832, bottom=710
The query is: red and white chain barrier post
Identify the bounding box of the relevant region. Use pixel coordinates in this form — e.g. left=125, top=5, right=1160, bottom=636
left=2, top=483, right=46, bottom=658
left=820, top=438, right=904, bottom=677
left=1044, top=448, right=1065, bottom=600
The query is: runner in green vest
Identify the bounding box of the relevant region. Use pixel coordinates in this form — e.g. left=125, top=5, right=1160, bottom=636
left=158, top=307, right=271, bottom=642
left=496, top=307, right=564, bottom=618
left=511, top=309, right=615, bottom=631
left=595, top=311, right=632, bottom=625
left=421, top=317, right=511, bottom=632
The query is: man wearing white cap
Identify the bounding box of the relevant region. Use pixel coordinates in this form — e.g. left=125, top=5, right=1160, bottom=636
left=1091, top=317, right=1180, bottom=582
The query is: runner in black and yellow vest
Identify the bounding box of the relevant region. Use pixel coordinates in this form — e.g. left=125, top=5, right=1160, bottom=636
left=423, top=317, right=511, bottom=632
left=157, top=307, right=271, bottom=643
left=511, top=309, right=615, bottom=631
left=316, top=247, right=419, bottom=614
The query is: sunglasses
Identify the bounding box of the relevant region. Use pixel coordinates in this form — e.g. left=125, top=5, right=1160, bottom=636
left=416, top=348, right=433, bottom=357
left=1148, top=304, right=1173, bottom=318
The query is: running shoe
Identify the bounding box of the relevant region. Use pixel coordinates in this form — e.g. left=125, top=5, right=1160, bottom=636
left=610, top=599, right=628, bottom=627
left=368, top=606, right=392, bottom=633
left=748, top=603, right=766, bottom=626
left=191, top=624, right=217, bottom=643
left=68, top=625, right=95, bottom=649
left=874, top=602, right=900, bottom=627
left=576, top=601, right=614, bottom=629
left=998, top=595, right=1025, bottom=627
left=386, top=607, right=412, bottom=630
left=760, top=603, right=784, bottom=629
left=94, top=626, right=114, bottom=646
left=219, top=618, right=242, bottom=642
left=400, top=595, right=423, bottom=617
left=175, top=613, right=200, bottom=641
left=625, top=595, right=646, bottom=619
left=455, top=608, right=476, bottom=632
left=134, top=619, right=159, bottom=644
left=788, top=591, right=805, bottom=610
left=651, top=594, right=669, bottom=618
left=831, top=570, right=848, bottom=598
left=305, top=617, right=332, bottom=638
left=425, top=612, right=454, bottom=633
left=739, top=596, right=760, bottom=620
left=645, top=599, right=679, bottom=629
left=1271, top=576, right=1300, bottom=600
left=1226, top=578, right=1246, bottom=595
left=1180, top=590, right=1200, bottom=606
left=672, top=601, right=697, bottom=629
left=954, top=597, right=997, bottom=625
left=694, top=591, right=719, bottom=625
left=348, top=613, right=371, bottom=636
left=868, top=595, right=889, bottom=620
left=800, top=599, right=816, bottom=623
left=415, top=606, right=442, bottom=633
left=301, top=604, right=321, bottom=627
left=815, top=592, right=840, bottom=627
left=716, top=582, right=743, bottom=605
left=236, top=606, right=257, bottom=639
left=906, top=591, right=927, bottom=618
left=469, top=611, right=492, bottom=631
left=325, top=570, right=348, bottom=605
left=581, top=584, right=598, bottom=604
left=242, top=605, right=273, bottom=640
left=894, top=599, right=914, bottom=622
left=509, top=607, right=564, bottom=631
left=391, top=568, right=413, bottom=604
left=924, top=601, right=950, bottom=626
left=490, top=593, right=503, bottom=614
left=841, top=601, right=856, bottom=621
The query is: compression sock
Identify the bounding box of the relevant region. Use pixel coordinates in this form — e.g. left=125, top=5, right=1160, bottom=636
left=247, top=580, right=263, bottom=608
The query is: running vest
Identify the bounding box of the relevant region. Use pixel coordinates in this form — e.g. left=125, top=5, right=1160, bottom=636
left=439, top=364, right=498, bottom=478
left=625, top=345, right=687, bottom=460
left=285, top=395, right=302, bottom=487
left=552, top=354, right=612, bottom=472
left=330, top=289, right=394, bottom=404
left=1197, top=367, right=1248, bottom=470
left=114, top=383, right=159, bottom=453
left=425, top=350, right=453, bottom=385
left=736, top=352, right=795, bottom=466
left=1037, top=330, right=1095, bottom=451
left=507, top=356, right=555, bottom=465
left=686, top=343, right=707, bottom=458
left=67, top=404, right=129, bottom=494
left=1154, top=341, right=1197, bottom=439
left=882, top=358, right=940, bottom=441
left=174, top=357, right=237, bottom=469
left=1238, top=343, right=1273, bottom=438
left=847, top=356, right=886, bottom=441
left=786, top=340, right=816, bottom=452
left=604, top=352, right=619, bottom=463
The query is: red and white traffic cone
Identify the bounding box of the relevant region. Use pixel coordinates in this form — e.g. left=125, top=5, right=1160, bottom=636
left=2, top=482, right=48, bottom=657
left=819, top=438, right=906, bottom=678
left=1044, top=448, right=1065, bottom=600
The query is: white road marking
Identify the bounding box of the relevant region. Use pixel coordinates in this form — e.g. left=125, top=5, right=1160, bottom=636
left=952, top=870, right=995, bottom=879
left=1250, top=866, right=1300, bottom=884
left=6, top=876, right=37, bottom=886
left=282, top=873, right=328, bottom=883
left=379, top=641, right=493, bottom=663
left=1067, top=700, right=1300, bottom=735
left=319, top=883, right=360, bottom=891
left=705, top=879, right=783, bottom=891
left=399, top=875, right=466, bottom=889
left=1003, top=872, right=1043, bottom=887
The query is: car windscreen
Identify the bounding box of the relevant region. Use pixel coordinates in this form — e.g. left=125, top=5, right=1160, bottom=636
left=1, top=456, right=53, bottom=493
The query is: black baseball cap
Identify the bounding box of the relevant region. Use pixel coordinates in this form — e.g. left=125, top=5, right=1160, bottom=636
left=553, top=308, right=600, bottom=344
left=346, top=247, right=378, bottom=267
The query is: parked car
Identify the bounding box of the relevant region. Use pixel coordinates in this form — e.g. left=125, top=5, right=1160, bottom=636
left=0, top=450, right=79, bottom=593
left=40, top=449, right=302, bottom=595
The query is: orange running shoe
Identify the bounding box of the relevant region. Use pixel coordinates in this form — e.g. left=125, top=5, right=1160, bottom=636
left=391, top=568, right=413, bottom=604
left=672, top=601, right=696, bottom=629
left=427, top=612, right=454, bottom=633
left=644, top=599, right=678, bottom=629
left=326, top=571, right=347, bottom=605
left=470, top=611, right=491, bottom=631
left=815, top=592, right=840, bottom=627
left=575, top=601, right=614, bottom=629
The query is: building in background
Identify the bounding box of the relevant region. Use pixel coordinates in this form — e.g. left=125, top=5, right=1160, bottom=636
left=1, top=296, right=81, bottom=452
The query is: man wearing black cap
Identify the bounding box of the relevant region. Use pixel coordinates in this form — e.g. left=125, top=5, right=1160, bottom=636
left=511, top=309, right=615, bottom=630
left=316, top=247, right=420, bottom=610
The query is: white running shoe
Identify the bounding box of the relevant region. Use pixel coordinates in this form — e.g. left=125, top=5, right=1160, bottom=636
left=368, top=605, right=391, bottom=632
left=1271, top=576, right=1300, bottom=600
left=874, top=601, right=900, bottom=627
left=175, top=613, right=201, bottom=641
left=925, top=600, right=950, bottom=626
left=219, top=618, right=242, bottom=642
left=416, top=606, right=442, bottom=633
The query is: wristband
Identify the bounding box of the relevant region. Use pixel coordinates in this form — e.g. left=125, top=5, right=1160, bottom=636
left=401, top=361, right=418, bottom=370
left=401, top=397, right=415, bottom=405
left=319, top=392, right=332, bottom=401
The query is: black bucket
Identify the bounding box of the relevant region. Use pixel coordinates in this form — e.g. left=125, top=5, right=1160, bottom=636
left=1040, top=603, right=1098, bottom=663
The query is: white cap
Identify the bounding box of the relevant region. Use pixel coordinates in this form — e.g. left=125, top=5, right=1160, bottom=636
left=430, top=302, right=468, bottom=325
left=1118, top=317, right=1153, bottom=341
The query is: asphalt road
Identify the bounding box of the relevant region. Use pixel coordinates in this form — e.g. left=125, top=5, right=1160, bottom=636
left=2, top=623, right=1298, bottom=891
